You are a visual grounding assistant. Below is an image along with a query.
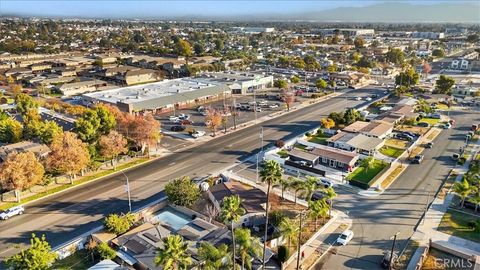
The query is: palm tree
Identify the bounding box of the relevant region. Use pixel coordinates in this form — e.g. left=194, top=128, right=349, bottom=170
left=302, top=176, right=319, bottom=201
left=198, top=242, right=232, bottom=270
left=278, top=217, right=298, bottom=249
left=453, top=179, right=478, bottom=207
left=322, top=186, right=337, bottom=218
left=220, top=195, right=245, bottom=270
left=278, top=177, right=292, bottom=200
left=155, top=235, right=192, bottom=270
left=469, top=195, right=480, bottom=212
left=290, top=178, right=305, bottom=205
left=259, top=160, right=283, bottom=268
left=308, top=199, right=329, bottom=229
left=360, top=156, right=375, bottom=172
left=235, top=228, right=263, bottom=270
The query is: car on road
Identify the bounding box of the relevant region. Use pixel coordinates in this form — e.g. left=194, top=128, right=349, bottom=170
left=365, top=97, right=372, bottom=101
left=429, top=113, right=441, bottom=119
left=443, top=123, right=451, bottom=129
left=170, top=125, right=186, bottom=132
left=336, top=230, right=354, bottom=245
left=255, top=107, right=262, bottom=112
left=191, top=130, right=206, bottom=138
left=452, top=153, right=460, bottom=160
left=269, top=104, right=279, bottom=109
left=0, top=206, right=24, bottom=220
left=425, top=142, right=434, bottom=148
left=411, top=154, right=424, bottom=164
left=319, top=179, right=333, bottom=188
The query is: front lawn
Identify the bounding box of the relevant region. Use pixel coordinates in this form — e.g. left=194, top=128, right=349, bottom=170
left=419, top=117, right=440, bottom=126
left=307, top=133, right=330, bottom=145
left=51, top=249, right=97, bottom=270
left=347, top=159, right=388, bottom=184
left=379, top=146, right=404, bottom=158
left=438, top=209, right=480, bottom=243
left=385, top=138, right=409, bottom=149
left=277, top=149, right=289, bottom=158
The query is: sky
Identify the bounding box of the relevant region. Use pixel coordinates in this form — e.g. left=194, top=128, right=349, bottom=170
left=0, top=0, right=455, bottom=19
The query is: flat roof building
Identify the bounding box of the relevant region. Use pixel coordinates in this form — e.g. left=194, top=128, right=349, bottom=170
left=196, top=72, right=273, bottom=95
left=83, top=78, right=231, bottom=114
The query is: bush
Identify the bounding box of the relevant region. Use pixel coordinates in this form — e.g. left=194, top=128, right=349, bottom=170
left=277, top=149, right=289, bottom=159
left=277, top=245, right=289, bottom=264
left=96, top=243, right=116, bottom=260
left=275, top=140, right=285, bottom=148
left=104, top=213, right=136, bottom=235
left=305, top=132, right=311, bottom=137
left=165, top=176, right=201, bottom=207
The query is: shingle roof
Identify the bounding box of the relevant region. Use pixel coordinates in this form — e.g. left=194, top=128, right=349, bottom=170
left=346, top=134, right=383, bottom=151
left=310, top=146, right=358, bottom=165
left=343, top=121, right=370, bottom=133
left=288, top=148, right=319, bottom=163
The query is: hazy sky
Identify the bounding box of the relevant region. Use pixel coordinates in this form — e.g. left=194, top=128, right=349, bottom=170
left=0, top=0, right=454, bottom=19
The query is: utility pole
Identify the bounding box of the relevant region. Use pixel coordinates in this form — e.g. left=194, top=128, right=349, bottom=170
left=423, top=184, right=431, bottom=225
left=121, top=171, right=132, bottom=213
left=260, top=126, right=264, bottom=153
left=296, top=211, right=306, bottom=270
left=389, top=232, right=400, bottom=270
left=256, top=153, right=259, bottom=183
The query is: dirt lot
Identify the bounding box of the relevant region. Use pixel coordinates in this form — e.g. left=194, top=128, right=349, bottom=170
left=396, top=125, right=429, bottom=136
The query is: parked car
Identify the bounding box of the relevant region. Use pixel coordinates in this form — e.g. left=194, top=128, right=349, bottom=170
left=365, top=97, right=372, bottom=101
left=319, top=179, right=333, bottom=188
left=395, top=133, right=414, bottom=141
left=417, top=122, right=430, bottom=128
left=411, top=155, right=424, bottom=164
left=449, top=119, right=455, bottom=125
left=336, top=230, right=354, bottom=245
left=255, top=107, right=262, bottom=112
left=0, top=206, right=24, bottom=220
left=402, top=131, right=417, bottom=138
left=452, top=153, right=460, bottom=160
left=178, top=113, right=190, bottom=120
left=311, top=191, right=326, bottom=201
left=381, top=252, right=398, bottom=269
left=471, top=124, right=478, bottom=131
left=443, top=123, right=451, bottom=129
left=425, top=142, right=434, bottom=148
left=269, top=104, right=279, bottom=109
left=298, top=161, right=312, bottom=167
left=170, top=125, right=186, bottom=132
left=191, top=130, right=206, bottom=138
left=430, top=113, right=441, bottom=119
left=169, top=115, right=179, bottom=122
left=180, top=119, right=194, bottom=125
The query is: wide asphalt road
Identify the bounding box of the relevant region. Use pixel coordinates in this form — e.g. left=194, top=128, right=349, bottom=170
left=316, top=110, right=476, bottom=269
left=0, top=87, right=384, bottom=260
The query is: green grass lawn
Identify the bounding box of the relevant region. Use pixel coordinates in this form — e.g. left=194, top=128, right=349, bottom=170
left=277, top=149, right=289, bottom=158
left=307, top=133, right=330, bottom=145
left=51, top=249, right=97, bottom=270
left=295, top=144, right=307, bottom=150
left=379, top=146, right=404, bottom=158
left=419, top=117, right=441, bottom=126
left=347, top=159, right=388, bottom=183
left=438, top=209, right=480, bottom=243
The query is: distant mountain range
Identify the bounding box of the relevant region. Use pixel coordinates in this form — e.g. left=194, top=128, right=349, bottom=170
left=3, top=2, right=480, bottom=23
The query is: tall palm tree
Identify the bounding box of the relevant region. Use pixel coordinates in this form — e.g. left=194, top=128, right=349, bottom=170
left=302, top=176, right=319, bottom=201
left=290, top=178, right=305, bottom=205
left=278, top=217, right=298, bottom=249
left=308, top=199, right=329, bottom=229
left=259, top=160, right=283, bottom=268
left=322, top=186, right=337, bottom=218
left=155, top=235, right=191, bottom=270
left=235, top=228, right=263, bottom=270
left=220, top=195, right=245, bottom=270
left=197, top=242, right=232, bottom=270
left=453, top=179, right=478, bottom=207
left=278, top=177, right=292, bottom=200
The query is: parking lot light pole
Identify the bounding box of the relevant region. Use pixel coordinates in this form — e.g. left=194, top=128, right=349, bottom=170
left=121, top=171, right=132, bottom=213
left=389, top=232, right=400, bottom=270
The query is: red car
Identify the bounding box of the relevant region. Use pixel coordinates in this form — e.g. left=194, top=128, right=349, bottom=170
left=180, top=119, right=194, bottom=125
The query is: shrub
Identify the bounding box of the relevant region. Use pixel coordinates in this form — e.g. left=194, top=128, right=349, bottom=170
left=104, top=213, right=136, bottom=235
left=275, top=140, right=285, bottom=148
left=165, top=176, right=201, bottom=207
left=277, top=245, right=289, bottom=264
left=305, top=132, right=311, bottom=137
left=96, top=243, right=116, bottom=260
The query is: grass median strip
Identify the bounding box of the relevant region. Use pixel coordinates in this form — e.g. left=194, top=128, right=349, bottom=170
left=438, top=209, right=480, bottom=243
left=380, top=165, right=404, bottom=189
left=379, top=146, right=404, bottom=158
left=0, top=158, right=150, bottom=211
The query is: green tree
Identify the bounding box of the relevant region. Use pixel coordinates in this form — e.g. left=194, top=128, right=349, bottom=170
left=291, top=75, right=300, bottom=84
left=290, top=177, right=305, bottom=205
left=279, top=217, right=298, bottom=249
left=277, top=245, right=289, bottom=267
left=0, top=117, right=23, bottom=143
left=308, top=199, right=329, bottom=229
left=15, top=93, right=38, bottom=115
left=95, top=105, right=116, bottom=135
left=354, top=37, right=365, bottom=48
left=235, top=228, right=263, bottom=270
left=214, top=39, right=224, bottom=51
left=104, top=213, right=136, bottom=235
left=435, top=75, right=455, bottom=94
left=194, top=43, right=204, bottom=55
left=469, top=195, right=480, bottom=212
left=467, top=34, right=479, bottom=43
left=175, top=39, right=193, bottom=58
left=278, top=177, right=292, bottom=200
left=198, top=242, right=231, bottom=270
left=395, top=68, right=420, bottom=88
left=164, top=176, right=201, bottom=207
left=360, top=157, right=375, bottom=173
left=5, top=233, right=57, bottom=270
left=327, top=63, right=337, bottom=73
left=220, top=195, right=245, bottom=270
left=96, top=242, right=116, bottom=260
left=385, top=48, right=405, bottom=65
left=322, top=186, right=337, bottom=217
left=453, top=179, right=478, bottom=207
left=259, top=160, right=283, bottom=268
left=315, top=79, right=327, bottom=89
left=432, top=49, right=445, bottom=58
left=343, top=108, right=362, bottom=125
left=75, top=109, right=101, bottom=143
left=350, top=52, right=361, bottom=63
left=38, top=120, right=63, bottom=145
left=302, top=176, right=319, bottom=201
left=155, top=235, right=192, bottom=270
left=274, top=79, right=288, bottom=89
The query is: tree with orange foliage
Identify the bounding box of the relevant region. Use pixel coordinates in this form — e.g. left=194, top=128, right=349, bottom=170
left=99, top=131, right=128, bottom=169
left=9, top=84, right=22, bottom=97
left=422, top=62, right=432, bottom=79
left=205, top=108, right=222, bottom=136
left=46, top=132, right=90, bottom=183
left=129, top=115, right=161, bottom=154
left=283, top=90, right=295, bottom=111
left=320, top=118, right=335, bottom=129
left=0, top=152, right=45, bottom=202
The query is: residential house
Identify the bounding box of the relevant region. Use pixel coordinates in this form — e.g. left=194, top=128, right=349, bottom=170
left=30, top=63, right=52, bottom=73
left=124, top=69, right=160, bottom=86
left=287, top=146, right=359, bottom=172
left=329, top=72, right=369, bottom=86
left=343, top=121, right=393, bottom=139
left=0, top=141, right=51, bottom=162
left=58, top=79, right=109, bottom=96
left=327, top=132, right=384, bottom=155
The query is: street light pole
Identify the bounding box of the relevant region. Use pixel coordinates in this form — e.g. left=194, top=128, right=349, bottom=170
left=296, top=210, right=306, bottom=270
left=389, top=232, right=400, bottom=270
left=423, top=184, right=431, bottom=225
left=260, top=126, right=264, bottom=153
left=121, top=171, right=132, bottom=213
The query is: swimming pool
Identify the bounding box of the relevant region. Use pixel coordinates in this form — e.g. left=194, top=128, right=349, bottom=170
left=154, top=207, right=192, bottom=231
